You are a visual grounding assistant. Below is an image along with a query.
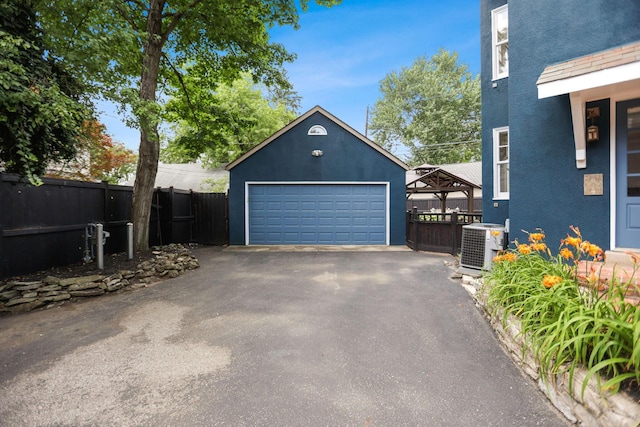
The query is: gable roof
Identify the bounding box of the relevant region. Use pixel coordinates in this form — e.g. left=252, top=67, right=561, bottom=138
left=406, top=162, right=482, bottom=188
left=406, top=164, right=480, bottom=194
left=537, top=40, right=640, bottom=98
left=225, top=105, right=409, bottom=171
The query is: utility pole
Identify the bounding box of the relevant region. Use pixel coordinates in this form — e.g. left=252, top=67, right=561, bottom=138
left=365, top=106, right=369, bottom=138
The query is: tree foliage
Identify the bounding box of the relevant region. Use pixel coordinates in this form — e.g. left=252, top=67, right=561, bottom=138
left=162, top=72, right=298, bottom=166
left=369, top=49, right=481, bottom=166
left=0, top=0, right=91, bottom=184
left=35, top=0, right=340, bottom=251
left=46, top=120, right=137, bottom=184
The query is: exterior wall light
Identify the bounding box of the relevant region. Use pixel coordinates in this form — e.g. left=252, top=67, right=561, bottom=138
left=311, top=150, right=323, bottom=157
left=586, top=107, right=600, bottom=142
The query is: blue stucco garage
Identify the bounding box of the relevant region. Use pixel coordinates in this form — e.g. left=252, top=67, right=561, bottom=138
left=225, top=106, right=408, bottom=246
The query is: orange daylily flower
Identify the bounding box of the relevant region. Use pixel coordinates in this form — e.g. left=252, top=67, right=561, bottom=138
left=542, top=275, right=562, bottom=288
left=530, top=242, right=548, bottom=252
left=560, top=248, right=574, bottom=260
left=580, top=241, right=603, bottom=258
left=528, top=233, right=545, bottom=243
left=517, top=244, right=532, bottom=255
left=562, top=235, right=582, bottom=248
left=493, top=252, right=517, bottom=263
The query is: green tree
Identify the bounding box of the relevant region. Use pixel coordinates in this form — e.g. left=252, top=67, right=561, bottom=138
left=0, top=0, right=91, bottom=184
left=369, top=49, right=481, bottom=166
left=36, top=0, right=340, bottom=252
left=162, top=71, right=298, bottom=166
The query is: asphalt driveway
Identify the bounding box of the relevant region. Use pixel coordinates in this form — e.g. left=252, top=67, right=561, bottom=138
left=0, top=247, right=567, bottom=426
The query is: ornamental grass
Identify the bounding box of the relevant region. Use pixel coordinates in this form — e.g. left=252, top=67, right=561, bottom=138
left=484, top=227, right=639, bottom=397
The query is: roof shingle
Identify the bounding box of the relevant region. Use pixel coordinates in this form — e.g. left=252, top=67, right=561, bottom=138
left=537, top=41, right=640, bottom=85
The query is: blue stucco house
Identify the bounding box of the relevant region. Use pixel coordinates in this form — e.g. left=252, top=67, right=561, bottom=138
left=481, top=0, right=640, bottom=253
left=225, top=106, right=409, bottom=246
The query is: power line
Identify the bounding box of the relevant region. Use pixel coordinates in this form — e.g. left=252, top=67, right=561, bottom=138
left=421, top=139, right=481, bottom=148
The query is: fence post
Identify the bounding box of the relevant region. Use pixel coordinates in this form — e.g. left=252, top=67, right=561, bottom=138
left=412, top=207, right=418, bottom=251
left=169, top=186, right=175, bottom=244
left=103, top=180, right=110, bottom=225
left=451, top=211, right=458, bottom=255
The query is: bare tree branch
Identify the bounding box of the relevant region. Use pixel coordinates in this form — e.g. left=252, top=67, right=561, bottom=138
left=162, top=53, right=200, bottom=130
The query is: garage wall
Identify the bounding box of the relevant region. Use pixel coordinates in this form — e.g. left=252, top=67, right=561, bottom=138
left=228, top=110, right=407, bottom=245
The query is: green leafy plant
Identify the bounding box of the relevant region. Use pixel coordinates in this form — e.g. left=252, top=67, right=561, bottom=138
left=484, top=227, right=639, bottom=397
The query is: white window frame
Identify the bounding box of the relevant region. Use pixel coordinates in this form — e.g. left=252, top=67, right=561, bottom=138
left=491, top=4, right=509, bottom=80
left=493, top=127, right=510, bottom=200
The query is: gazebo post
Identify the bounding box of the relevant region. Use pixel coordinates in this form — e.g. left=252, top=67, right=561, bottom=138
left=468, top=188, right=474, bottom=213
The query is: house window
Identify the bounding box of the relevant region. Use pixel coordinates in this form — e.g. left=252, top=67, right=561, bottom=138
left=492, top=4, right=508, bottom=80
left=493, top=127, right=509, bottom=199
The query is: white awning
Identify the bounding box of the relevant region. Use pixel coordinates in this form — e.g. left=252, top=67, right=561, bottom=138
left=536, top=41, right=640, bottom=168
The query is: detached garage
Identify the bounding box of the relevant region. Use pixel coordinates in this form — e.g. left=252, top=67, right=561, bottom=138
left=226, top=106, right=408, bottom=246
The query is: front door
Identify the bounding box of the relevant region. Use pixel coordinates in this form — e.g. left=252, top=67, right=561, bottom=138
left=616, top=99, right=640, bottom=249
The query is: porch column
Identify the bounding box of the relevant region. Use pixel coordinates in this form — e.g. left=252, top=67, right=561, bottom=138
left=569, top=92, right=587, bottom=169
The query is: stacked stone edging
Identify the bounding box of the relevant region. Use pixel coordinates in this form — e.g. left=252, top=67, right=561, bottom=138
left=0, top=244, right=199, bottom=314
left=459, top=274, right=640, bottom=427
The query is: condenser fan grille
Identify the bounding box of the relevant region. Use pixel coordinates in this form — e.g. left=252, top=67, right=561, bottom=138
left=460, top=227, right=486, bottom=268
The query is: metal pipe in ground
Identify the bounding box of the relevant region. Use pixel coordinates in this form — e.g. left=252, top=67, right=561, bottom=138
left=127, top=222, right=134, bottom=260
left=96, top=223, right=104, bottom=270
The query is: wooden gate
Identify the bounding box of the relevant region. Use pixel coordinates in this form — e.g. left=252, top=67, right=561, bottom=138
left=193, top=192, right=228, bottom=245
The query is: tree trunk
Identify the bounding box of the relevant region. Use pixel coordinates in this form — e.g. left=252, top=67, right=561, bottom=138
left=131, top=0, right=164, bottom=252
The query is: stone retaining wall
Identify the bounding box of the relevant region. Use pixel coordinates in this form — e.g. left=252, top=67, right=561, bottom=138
left=0, top=244, right=199, bottom=314
left=459, top=274, right=640, bottom=427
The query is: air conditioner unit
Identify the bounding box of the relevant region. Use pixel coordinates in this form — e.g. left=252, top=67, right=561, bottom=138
left=460, top=223, right=506, bottom=271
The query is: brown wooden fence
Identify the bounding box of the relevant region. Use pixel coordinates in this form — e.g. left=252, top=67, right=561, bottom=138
left=0, top=173, right=228, bottom=278
left=406, top=208, right=483, bottom=254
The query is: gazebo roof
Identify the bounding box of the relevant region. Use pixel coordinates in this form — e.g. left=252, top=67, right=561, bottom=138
left=406, top=164, right=480, bottom=194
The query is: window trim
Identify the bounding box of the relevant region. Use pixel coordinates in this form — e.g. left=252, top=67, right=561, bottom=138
left=491, top=4, right=509, bottom=80
left=493, top=126, right=510, bottom=200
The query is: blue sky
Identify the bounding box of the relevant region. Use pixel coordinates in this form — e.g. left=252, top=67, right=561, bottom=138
left=99, top=0, right=480, bottom=154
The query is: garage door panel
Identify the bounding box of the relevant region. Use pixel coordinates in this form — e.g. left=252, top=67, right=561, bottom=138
left=351, top=201, right=368, bottom=210
left=318, top=216, right=334, bottom=226
left=318, top=201, right=333, bottom=211
left=301, top=186, right=317, bottom=196
left=370, top=217, right=385, bottom=227
left=370, top=201, right=385, bottom=210
left=318, top=186, right=335, bottom=196
left=266, top=186, right=283, bottom=195
left=352, top=186, right=370, bottom=196
left=300, top=201, right=316, bottom=210
left=352, top=216, right=368, bottom=226
left=283, top=186, right=300, bottom=195
left=249, top=184, right=386, bottom=244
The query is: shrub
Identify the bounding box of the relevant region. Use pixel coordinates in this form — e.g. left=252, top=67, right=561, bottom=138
left=484, top=227, right=639, bottom=397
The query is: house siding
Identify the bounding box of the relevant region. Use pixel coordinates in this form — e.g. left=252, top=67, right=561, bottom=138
left=228, top=111, right=407, bottom=245
left=481, top=0, right=640, bottom=249
left=481, top=0, right=509, bottom=224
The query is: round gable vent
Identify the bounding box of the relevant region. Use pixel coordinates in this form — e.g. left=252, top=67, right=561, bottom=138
left=307, top=125, right=327, bottom=136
